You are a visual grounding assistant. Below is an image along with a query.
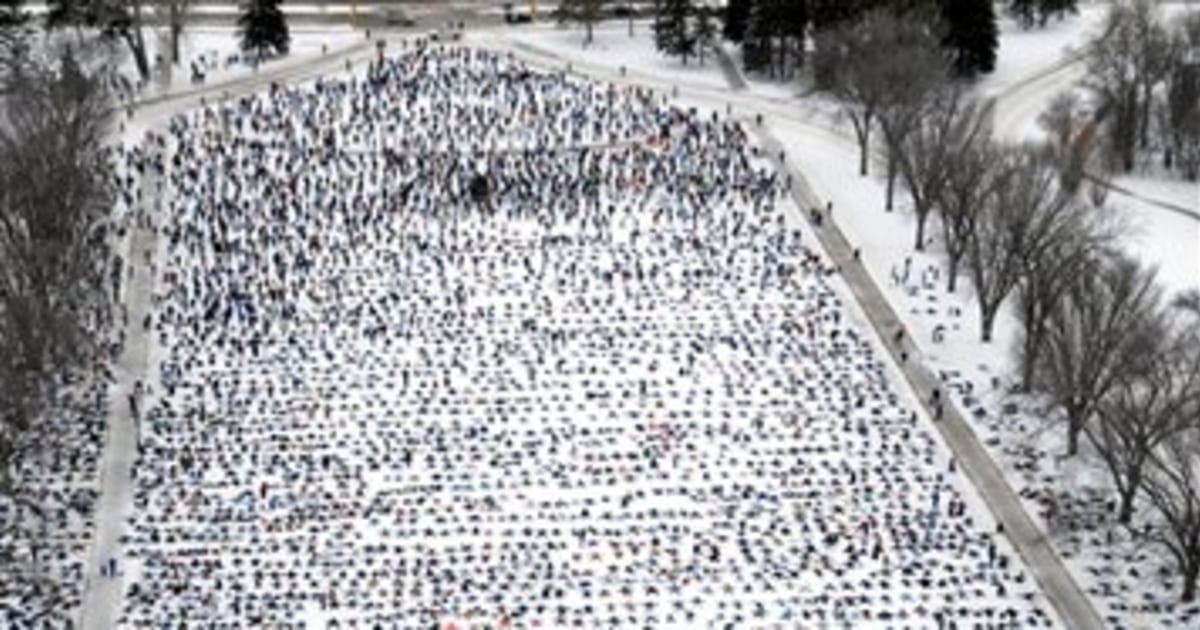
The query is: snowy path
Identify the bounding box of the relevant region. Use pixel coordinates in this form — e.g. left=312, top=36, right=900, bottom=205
left=483, top=33, right=1105, bottom=630
left=751, top=131, right=1106, bottom=630
left=78, top=141, right=167, bottom=630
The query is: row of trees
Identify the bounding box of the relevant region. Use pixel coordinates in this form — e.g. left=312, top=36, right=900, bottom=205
left=0, top=22, right=119, bottom=619
left=723, top=0, right=1000, bottom=79
left=1085, top=0, right=1200, bottom=180
left=910, top=63, right=1200, bottom=608
left=651, top=0, right=718, bottom=66
left=817, top=2, right=1200, bottom=603
left=1007, top=0, right=1078, bottom=28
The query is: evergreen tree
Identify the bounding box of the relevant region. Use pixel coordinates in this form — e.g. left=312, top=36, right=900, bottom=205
left=0, top=0, right=26, bottom=27
left=239, top=0, right=290, bottom=61
left=654, top=0, right=695, bottom=65
left=653, top=0, right=670, bottom=53
left=694, top=5, right=716, bottom=65
left=780, top=0, right=810, bottom=73
left=43, top=0, right=94, bottom=32
left=741, top=2, right=772, bottom=73
left=810, top=0, right=876, bottom=31
left=560, top=0, right=605, bottom=46
left=696, top=4, right=710, bottom=64
left=939, top=0, right=997, bottom=76
left=1036, top=0, right=1077, bottom=26
left=742, top=0, right=808, bottom=78
left=1008, top=0, right=1037, bottom=28
left=723, top=0, right=751, bottom=43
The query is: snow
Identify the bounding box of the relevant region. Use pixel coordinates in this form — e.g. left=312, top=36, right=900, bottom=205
left=770, top=107, right=1200, bottom=627
left=1105, top=176, right=1200, bottom=299
left=6, top=4, right=1189, bottom=626
left=130, top=26, right=364, bottom=97
left=505, top=20, right=734, bottom=91
left=100, top=47, right=1057, bottom=629
left=976, top=6, right=1109, bottom=100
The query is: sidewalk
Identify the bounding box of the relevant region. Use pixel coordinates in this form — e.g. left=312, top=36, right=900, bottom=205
left=751, top=127, right=1106, bottom=630
left=78, top=141, right=167, bottom=630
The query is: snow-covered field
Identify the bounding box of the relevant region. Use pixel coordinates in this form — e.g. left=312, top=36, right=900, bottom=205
left=504, top=6, right=1199, bottom=628
left=99, top=47, right=1058, bottom=628
left=6, top=5, right=1187, bottom=627
left=770, top=112, right=1199, bottom=629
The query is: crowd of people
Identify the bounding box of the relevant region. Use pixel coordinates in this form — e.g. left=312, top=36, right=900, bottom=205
left=87, top=43, right=1064, bottom=627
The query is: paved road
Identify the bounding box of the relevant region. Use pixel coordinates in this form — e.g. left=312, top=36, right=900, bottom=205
left=78, top=140, right=167, bottom=630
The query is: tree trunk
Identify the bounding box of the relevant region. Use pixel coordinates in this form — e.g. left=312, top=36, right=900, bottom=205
left=854, top=120, right=870, bottom=176
left=913, top=207, right=927, bottom=251
left=980, top=305, right=997, bottom=343
left=1021, top=321, right=1040, bottom=391
left=170, top=4, right=183, bottom=64
left=586, top=22, right=593, bottom=45
left=1139, top=85, right=1153, bottom=149
left=1067, top=417, right=1082, bottom=456
left=885, top=154, right=898, bottom=211
left=133, top=2, right=148, bottom=78
left=1117, top=477, right=1137, bottom=525
left=1183, top=560, right=1199, bottom=603
left=125, top=32, right=151, bottom=81
left=947, top=253, right=960, bottom=293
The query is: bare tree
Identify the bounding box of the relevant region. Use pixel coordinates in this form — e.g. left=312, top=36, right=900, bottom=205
left=965, top=145, right=1081, bottom=343
left=1159, top=12, right=1200, bottom=180
left=93, top=0, right=149, bottom=81
left=1037, top=252, right=1164, bottom=455
left=1038, top=91, right=1105, bottom=194
left=1085, top=0, right=1176, bottom=172
left=937, top=130, right=998, bottom=294
left=812, top=9, right=896, bottom=177
left=896, top=86, right=988, bottom=252
left=1142, top=428, right=1200, bottom=602
left=1014, top=219, right=1114, bottom=390
left=875, top=13, right=948, bottom=213
left=559, top=0, right=607, bottom=46
left=1088, top=318, right=1199, bottom=524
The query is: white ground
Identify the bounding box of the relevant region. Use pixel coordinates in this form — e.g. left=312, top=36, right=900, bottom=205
left=128, top=25, right=365, bottom=96
left=505, top=6, right=1200, bottom=628
left=100, top=50, right=1060, bottom=628
left=513, top=20, right=733, bottom=90
left=10, top=6, right=1195, bottom=627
